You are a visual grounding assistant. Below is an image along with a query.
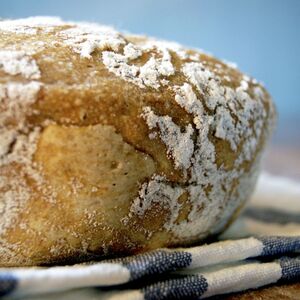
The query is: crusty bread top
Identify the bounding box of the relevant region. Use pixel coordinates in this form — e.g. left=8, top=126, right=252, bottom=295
left=0, top=17, right=276, bottom=248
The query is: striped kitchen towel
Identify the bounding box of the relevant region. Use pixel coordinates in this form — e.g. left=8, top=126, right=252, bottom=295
left=1, top=172, right=300, bottom=300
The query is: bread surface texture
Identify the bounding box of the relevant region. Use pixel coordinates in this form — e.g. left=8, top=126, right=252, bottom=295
left=0, top=17, right=276, bottom=266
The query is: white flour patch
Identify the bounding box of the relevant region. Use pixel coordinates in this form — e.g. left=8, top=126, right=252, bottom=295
left=0, top=50, right=41, bottom=79
left=142, top=106, right=194, bottom=171
left=0, top=16, right=64, bottom=35
left=102, top=41, right=176, bottom=89
left=130, top=175, right=184, bottom=223
left=58, top=22, right=125, bottom=58
left=0, top=82, right=43, bottom=236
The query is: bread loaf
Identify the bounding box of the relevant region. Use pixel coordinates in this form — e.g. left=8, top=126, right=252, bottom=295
left=0, top=17, right=276, bottom=266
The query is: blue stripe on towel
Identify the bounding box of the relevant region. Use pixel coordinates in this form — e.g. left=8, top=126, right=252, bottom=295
left=142, top=274, right=208, bottom=300
left=123, top=250, right=192, bottom=280
left=0, top=274, right=17, bottom=297
left=244, top=207, right=300, bottom=224
left=279, top=256, right=300, bottom=282
left=260, top=236, right=300, bottom=256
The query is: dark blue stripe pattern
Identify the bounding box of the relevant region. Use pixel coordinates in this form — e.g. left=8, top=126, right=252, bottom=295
left=1, top=237, right=300, bottom=299
left=0, top=274, right=17, bottom=297
left=244, top=207, right=300, bottom=224
left=279, top=256, right=300, bottom=282
left=143, top=274, right=208, bottom=300
left=260, top=236, right=300, bottom=256
left=123, top=250, right=192, bottom=280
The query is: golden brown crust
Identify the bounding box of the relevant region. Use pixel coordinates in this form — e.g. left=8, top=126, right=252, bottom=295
left=0, top=17, right=276, bottom=266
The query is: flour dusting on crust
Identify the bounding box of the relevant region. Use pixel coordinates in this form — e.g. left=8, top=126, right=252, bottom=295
left=142, top=106, right=194, bottom=171
left=0, top=50, right=41, bottom=79
left=58, top=23, right=125, bottom=58
left=131, top=175, right=184, bottom=221
left=0, top=82, right=42, bottom=236
left=0, top=16, right=65, bottom=35
left=109, top=36, right=273, bottom=239
left=102, top=41, right=176, bottom=89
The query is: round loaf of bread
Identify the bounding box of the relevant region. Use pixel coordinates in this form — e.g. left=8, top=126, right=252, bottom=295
left=0, top=17, right=276, bottom=267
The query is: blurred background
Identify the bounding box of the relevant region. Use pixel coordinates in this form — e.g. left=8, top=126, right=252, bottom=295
left=1, top=0, right=299, bottom=178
